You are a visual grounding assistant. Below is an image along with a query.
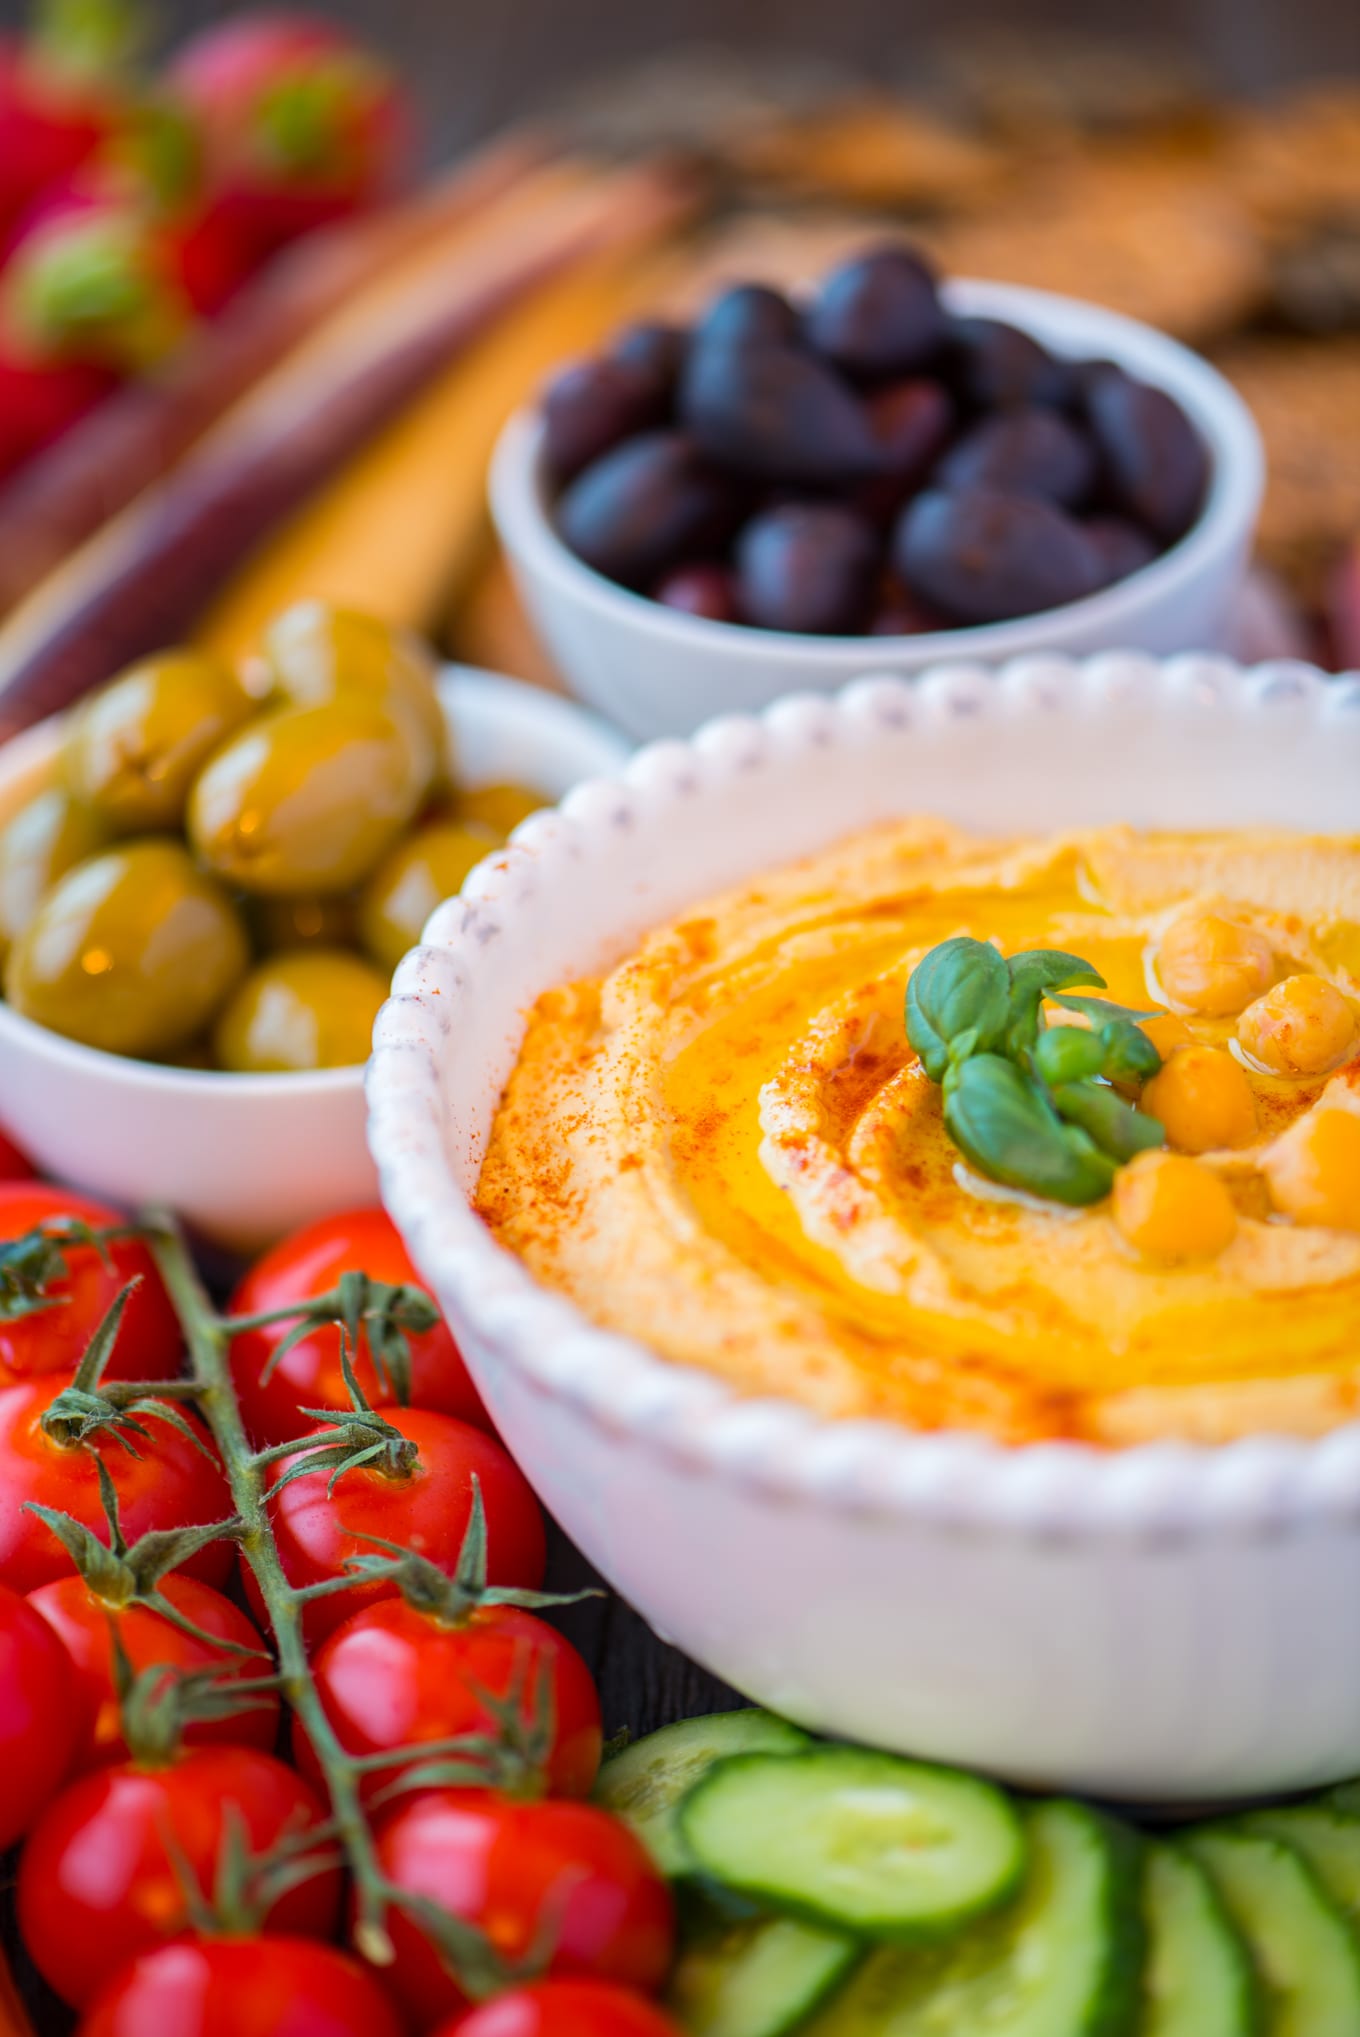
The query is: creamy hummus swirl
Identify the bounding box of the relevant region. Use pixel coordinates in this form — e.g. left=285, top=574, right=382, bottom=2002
left=476, top=822, right=1360, bottom=1446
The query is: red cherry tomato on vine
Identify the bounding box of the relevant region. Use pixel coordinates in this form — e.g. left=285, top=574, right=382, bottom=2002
left=19, top=1745, right=341, bottom=2009
left=243, top=1406, right=545, bottom=1645
left=297, top=1598, right=601, bottom=1803
left=0, top=1580, right=78, bottom=1847
left=0, top=1183, right=181, bottom=1387
left=438, top=1981, right=686, bottom=2037
left=28, top=1571, right=277, bottom=1769
left=369, top=1790, right=675, bottom=2029
left=0, top=1376, right=234, bottom=1594
left=78, top=1935, right=406, bottom=2037
left=228, top=1206, right=486, bottom=1444
left=0, top=1124, right=32, bottom=1177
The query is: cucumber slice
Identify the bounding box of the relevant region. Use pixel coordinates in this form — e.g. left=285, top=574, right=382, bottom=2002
left=1183, top=1827, right=1360, bottom=2036
left=1241, top=1803, right=1360, bottom=1927
left=679, top=1746, right=1025, bottom=1940
left=800, top=1799, right=1144, bottom=2037
left=1140, top=1843, right=1256, bottom=2037
left=1327, top=1781, right=1360, bottom=1820
left=595, top=1710, right=809, bottom=1877
left=669, top=1911, right=860, bottom=2037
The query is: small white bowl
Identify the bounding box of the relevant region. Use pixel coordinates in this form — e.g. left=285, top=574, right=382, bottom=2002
left=491, top=279, right=1266, bottom=741
left=0, top=669, right=627, bottom=1253
left=370, top=653, right=1360, bottom=1804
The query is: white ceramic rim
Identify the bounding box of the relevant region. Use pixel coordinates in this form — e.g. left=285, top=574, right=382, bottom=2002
left=369, top=653, right=1360, bottom=1549
left=490, top=278, right=1266, bottom=670
left=0, top=667, right=629, bottom=1103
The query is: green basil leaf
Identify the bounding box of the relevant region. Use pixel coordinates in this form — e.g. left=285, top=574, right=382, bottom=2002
left=1050, top=992, right=1160, bottom=1026
left=1050, top=1080, right=1166, bottom=1163
left=906, top=936, right=1010, bottom=1083
left=1100, top=1019, right=1162, bottom=1086
left=1032, top=1026, right=1106, bottom=1087
left=943, top=1054, right=1118, bottom=1206
left=1004, top=949, right=1105, bottom=1058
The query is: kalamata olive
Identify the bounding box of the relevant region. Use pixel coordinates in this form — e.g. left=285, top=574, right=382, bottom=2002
left=937, top=407, right=1097, bottom=508
left=869, top=587, right=948, bottom=635
left=556, top=432, right=735, bottom=589
left=695, top=284, right=800, bottom=353
left=1084, top=366, right=1208, bottom=542
left=894, top=486, right=1103, bottom=624
left=737, top=503, right=879, bottom=634
left=680, top=341, right=882, bottom=486
left=853, top=378, right=956, bottom=525
left=654, top=563, right=741, bottom=623
left=806, top=245, right=946, bottom=379
left=542, top=357, right=662, bottom=485
left=945, top=317, right=1075, bottom=410
left=1083, top=515, right=1160, bottom=586
left=609, top=320, right=689, bottom=397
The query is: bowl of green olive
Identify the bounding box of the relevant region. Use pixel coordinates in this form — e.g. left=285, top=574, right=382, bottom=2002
left=0, top=602, right=628, bottom=1251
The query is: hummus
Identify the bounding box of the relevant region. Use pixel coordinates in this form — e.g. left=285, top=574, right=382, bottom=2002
left=476, top=823, right=1360, bottom=1446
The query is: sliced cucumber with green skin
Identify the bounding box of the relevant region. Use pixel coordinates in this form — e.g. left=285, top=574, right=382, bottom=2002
left=1183, top=1827, right=1360, bottom=2036
left=680, top=1744, right=1025, bottom=1941
left=799, top=1799, right=1144, bottom=2037
left=1327, top=1780, right=1360, bottom=1820
left=669, top=1911, right=861, bottom=2037
left=1238, top=1803, right=1360, bottom=1930
left=595, top=1710, right=809, bottom=1877
left=1140, top=1843, right=1257, bottom=2037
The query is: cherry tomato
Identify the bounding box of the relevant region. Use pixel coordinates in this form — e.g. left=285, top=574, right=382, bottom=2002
left=0, top=1579, right=78, bottom=1846
left=19, top=1745, right=341, bottom=2009
left=243, top=1407, right=545, bottom=1645
left=439, top=1981, right=685, bottom=2037
left=28, top=1572, right=277, bottom=1768
left=297, top=1599, right=601, bottom=1803
left=370, top=1790, right=675, bottom=2029
left=0, top=1124, right=32, bottom=1177
left=0, top=1376, right=234, bottom=1593
left=79, top=1936, right=406, bottom=2037
left=229, top=1206, right=486, bottom=1445
left=0, top=1183, right=181, bottom=1387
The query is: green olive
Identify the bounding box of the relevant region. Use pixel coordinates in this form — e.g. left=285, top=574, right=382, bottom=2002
left=250, top=893, right=358, bottom=953
left=458, top=782, right=542, bottom=836
left=63, top=649, right=251, bottom=833
left=5, top=839, right=249, bottom=1058
left=359, top=820, right=501, bottom=974
left=213, top=947, right=388, bottom=1072
left=0, top=789, right=107, bottom=958
left=262, top=601, right=449, bottom=777
left=187, top=700, right=435, bottom=896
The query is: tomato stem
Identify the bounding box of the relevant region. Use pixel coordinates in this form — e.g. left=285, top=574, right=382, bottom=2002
left=142, top=1206, right=399, bottom=1965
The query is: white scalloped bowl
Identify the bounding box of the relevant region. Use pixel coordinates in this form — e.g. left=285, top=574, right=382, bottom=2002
left=369, top=654, right=1360, bottom=1803
left=491, top=280, right=1265, bottom=741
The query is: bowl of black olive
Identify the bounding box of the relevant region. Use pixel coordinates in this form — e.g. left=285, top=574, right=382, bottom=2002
left=490, top=243, right=1264, bottom=740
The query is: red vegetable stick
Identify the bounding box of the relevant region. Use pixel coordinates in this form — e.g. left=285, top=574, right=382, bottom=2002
left=0, top=157, right=697, bottom=737
left=0, top=132, right=545, bottom=614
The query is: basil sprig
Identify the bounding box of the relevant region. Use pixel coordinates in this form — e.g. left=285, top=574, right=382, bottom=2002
left=905, top=937, right=1167, bottom=1206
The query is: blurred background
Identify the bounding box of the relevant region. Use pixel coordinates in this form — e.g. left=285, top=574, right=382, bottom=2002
left=2, top=0, right=1360, bottom=151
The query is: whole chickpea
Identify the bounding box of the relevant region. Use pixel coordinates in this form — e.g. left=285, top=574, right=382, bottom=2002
left=1263, top=1106, right=1360, bottom=1233
left=1237, top=974, right=1357, bottom=1078
left=1113, top=1150, right=1239, bottom=1263
left=1141, top=1045, right=1258, bottom=1154
left=1156, top=911, right=1275, bottom=1018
